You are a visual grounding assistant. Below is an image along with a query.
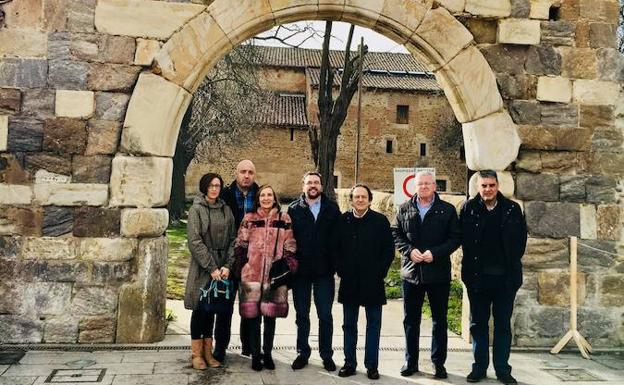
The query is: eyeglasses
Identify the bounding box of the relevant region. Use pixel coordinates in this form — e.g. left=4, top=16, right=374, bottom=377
left=208, top=184, right=221, bottom=190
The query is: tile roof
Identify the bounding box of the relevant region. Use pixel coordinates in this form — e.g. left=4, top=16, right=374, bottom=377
left=306, top=68, right=441, bottom=92
left=258, top=93, right=309, bottom=128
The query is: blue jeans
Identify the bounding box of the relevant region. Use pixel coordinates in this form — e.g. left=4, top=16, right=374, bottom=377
left=402, top=281, right=450, bottom=367
left=467, top=275, right=517, bottom=376
left=342, top=303, right=382, bottom=370
left=292, top=275, right=335, bottom=360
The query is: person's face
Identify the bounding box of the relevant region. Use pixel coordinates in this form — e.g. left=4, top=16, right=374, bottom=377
left=303, top=175, right=322, bottom=199
left=236, top=162, right=255, bottom=189
left=415, top=174, right=435, bottom=200
left=206, top=177, right=221, bottom=201
left=259, top=187, right=275, bottom=210
left=478, top=177, right=499, bottom=203
left=351, top=186, right=371, bottom=213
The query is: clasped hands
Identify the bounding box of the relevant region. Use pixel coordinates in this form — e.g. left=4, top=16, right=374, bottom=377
left=210, top=267, right=230, bottom=281
left=410, top=248, right=433, bottom=263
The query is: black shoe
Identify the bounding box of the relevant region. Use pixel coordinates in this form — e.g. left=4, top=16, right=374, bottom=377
left=467, top=370, right=486, bottom=382
left=367, top=368, right=380, bottom=380
left=291, top=355, right=308, bottom=370
left=338, top=365, right=356, bottom=377
left=213, top=351, right=225, bottom=363
left=434, top=365, right=447, bottom=379
left=241, top=348, right=251, bottom=357
left=400, top=362, right=418, bottom=377
left=251, top=355, right=263, bottom=371
left=263, top=354, right=275, bottom=370
left=322, top=358, right=336, bottom=371
left=496, top=373, right=517, bottom=385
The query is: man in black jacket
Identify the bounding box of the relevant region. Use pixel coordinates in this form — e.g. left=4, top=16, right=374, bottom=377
left=460, top=170, right=527, bottom=385
left=287, top=172, right=341, bottom=371
left=393, top=171, right=461, bottom=379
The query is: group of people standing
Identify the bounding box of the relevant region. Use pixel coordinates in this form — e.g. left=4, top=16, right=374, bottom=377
left=184, top=159, right=527, bottom=385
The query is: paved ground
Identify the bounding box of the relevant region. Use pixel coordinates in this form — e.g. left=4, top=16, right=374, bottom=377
left=0, top=299, right=622, bottom=385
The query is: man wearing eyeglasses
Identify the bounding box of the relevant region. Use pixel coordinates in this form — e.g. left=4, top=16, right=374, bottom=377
left=459, top=170, right=527, bottom=385
left=393, top=171, right=460, bottom=379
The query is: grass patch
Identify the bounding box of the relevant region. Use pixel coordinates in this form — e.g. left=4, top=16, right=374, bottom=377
left=166, top=219, right=190, bottom=300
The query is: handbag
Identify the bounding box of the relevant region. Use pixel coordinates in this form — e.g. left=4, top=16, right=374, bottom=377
left=268, top=213, right=294, bottom=289
left=199, top=279, right=234, bottom=315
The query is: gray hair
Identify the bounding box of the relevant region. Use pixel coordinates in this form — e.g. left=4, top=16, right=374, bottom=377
left=477, top=170, right=498, bottom=182
left=415, top=170, right=435, bottom=181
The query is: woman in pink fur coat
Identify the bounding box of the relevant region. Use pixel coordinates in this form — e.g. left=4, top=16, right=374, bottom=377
left=234, top=185, right=297, bottom=371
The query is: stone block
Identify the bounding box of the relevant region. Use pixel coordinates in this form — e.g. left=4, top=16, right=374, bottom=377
left=436, top=0, right=466, bottom=13
left=78, top=237, right=137, bottom=262
left=134, top=39, right=160, bottom=66
left=540, top=103, right=578, bottom=127
left=116, top=237, right=168, bottom=343
left=98, top=34, right=136, bottom=64
left=540, top=21, right=575, bottom=46
left=580, top=203, right=597, bottom=239
left=590, top=152, right=624, bottom=177
left=0, top=236, right=21, bottom=258
left=511, top=0, right=530, bottom=17
left=578, top=240, right=617, bottom=270
left=48, top=32, right=98, bottom=62
left=525, top=45, right=561, bottom=75
left=21, top=237, right=77, bottom=260
left=109, top=156, right=172, bottom=207
left=528, top=307, right=567, bottom=338
left=87, top=63, right=141, bottom=92
left=560, top=175, right=586, bottom=203
left=95, top=0, right=205, bottom=39
left=480, top=44, right=527, bottom=75
left=579, top=0, right=620, bottom=23
left=34, top=170, right=71, bottom=184
left=467, top=171, right=515, bottom=198
left=44, top=316, right=78, bottom=343
left=73, top=207, right=120, bottom=237
left=0, top=115, right=7, bottom=151
left=0, top=29, right=47, bottom=58
left=0, top=184, right=33, bottom=205
left=530, top=0, right=558, bottom=19
left=34, top=183, right=108, bottom=206
left=7, top=117, right=44, bottom=152
left=25, top=153, right=71, bottom=176
left=0, top=88, right=21, bottom=114
left=600, top=276, right=624, bottom=306
left=465, top=0, right=511, bottom=17
left=538, top=272, right=586, bottom=306
left=375, top=0, right=431, bottom=46
left=67, top=0, right=96, bottom=33
left=523, top=237, right=569, bottom=269
left=0, top=315, right=43, bottom=343
left=589, top=23, right=617, bottom=49
left=593, top=127, right=623, bottom=152
left=71, top=286, right=118, bottom=316
left=120, top=208, right=169, bottom=237
left=517, top=126, right=592, bottom=151
left=90, top=261, right=133, bottom=286
left=536, top=76, right=572, bottom=103
left=573, top=79, right=620, bottom=106
left=21, top=88, right=55, bottom=119
left=596, top=48, right=624, bottom=82
left=95, top=92, right=130, bottom=121
left=575, top=21, right=591, bottom=48
left=79, top=316, right=115, bottom=343
left=48, top=60, right=89, bottom=90
left=496, top=73, right=537, bottom=100
left=0, top=207, right=42, bottom=236
left=560, top=47, right=597, bottom=79
left=3, top=0, right=44, bottom=29
left=497, top=18, right=541, bottom=45
left=509, top=100, right=541, bottom=125
left=457, top=16, right=497, bottom=44
left=580, top=104, right=614, bottom=127
left=43, top=117, right=87, bottom=155
left=596, top=204, right=621, bottom=241
left=525, top=201, right=580, bottom=238
left=461, top=111, right=520, bottom=170
left=42, top=206, right=74, bottom=237
left=72, top=155, right=112, bottom=184
left=515, top=173, right=559, bottom=201
left=0, top=58, right=47, bottom=88
left=55, top=90, right=95, bottom=118
left=85, top=120, right=121, bottom=155
left=121, top=73, right=191, bottom=156
left=1, top=154, right=31, bottom=185
left=515, top=151, right=541, bottom=172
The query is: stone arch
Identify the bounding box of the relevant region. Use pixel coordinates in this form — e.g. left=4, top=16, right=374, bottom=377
left=108, top=0, right=521, bottom=208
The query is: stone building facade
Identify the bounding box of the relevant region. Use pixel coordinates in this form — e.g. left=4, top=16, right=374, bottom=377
left=0, top=0, right=622, bottom=347
left=186, top=46, right=466, bottom=199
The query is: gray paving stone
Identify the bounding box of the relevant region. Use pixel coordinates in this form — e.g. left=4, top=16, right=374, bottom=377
left=121, top=351, right=187, bottom=363
left=152, top=361, right=195, bottom=375
left=113, top=374, right=189, bottom=385
left=31, top=373, right=114, bottom=385
left=0, top=377, right=37, bottom=385
left=89, top=363, right=154, bottom=375
left=0, top=366, right=7, bottom=376
left=3, top=364, right=60, bottom=377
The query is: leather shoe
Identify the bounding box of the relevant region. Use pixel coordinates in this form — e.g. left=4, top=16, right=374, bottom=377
left=263, top=354, right=275, bottom=370
left=291, top=355, right=308, bottom=370
left=322, top=358, right=336, bottom=371
left=434, top=365, right=447, bottom=379
left=400, top=363, right=418, bottom=377
left=251, top=355, right=263, bottom=371
left=338, top=365, right=356, bottom=377
left=496, top=373, right=517, bottom=384
left=367, top=368, right=380, bottom=380
left=467, top=370, right=486, bottom=382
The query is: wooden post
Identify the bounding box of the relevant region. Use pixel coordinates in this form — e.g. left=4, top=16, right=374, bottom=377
left=550, top=236, right=593, bottom=359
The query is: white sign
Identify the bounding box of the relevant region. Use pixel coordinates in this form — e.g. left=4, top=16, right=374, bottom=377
left=393, top=167, right=435, bottom=208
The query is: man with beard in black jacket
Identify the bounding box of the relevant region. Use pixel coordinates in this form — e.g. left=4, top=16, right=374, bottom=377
left=393, top=171, right=461, bottom=379
left=287, top=172, right=341, bottom=372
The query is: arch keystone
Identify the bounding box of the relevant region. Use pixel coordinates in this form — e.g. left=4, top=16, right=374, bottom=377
left=374, top=0, right=432, bottom=44
left=462, top=111, right=521, bottom=171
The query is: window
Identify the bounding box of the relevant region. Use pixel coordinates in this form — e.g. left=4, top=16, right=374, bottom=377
left=396, top=105, right=409, bottom=124
left=436, top=179, right=447, bottom=192
left=290, top=127, right=295, bottom=141
left=420, top=143, right=427, bottom=157
left=385, top=139, right=393, bottom=154
left=549, top=6, right=560, bottom=21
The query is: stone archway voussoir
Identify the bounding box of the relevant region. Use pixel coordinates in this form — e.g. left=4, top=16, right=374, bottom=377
left=318, top=0, right=347, bottom=19
left=109, top=155, right=173, bottom=208
left=371, top=0, right=433, bottom=46
left=268, top=0, right=320, bottom=25
left=208, top=0, right=276, bottom=48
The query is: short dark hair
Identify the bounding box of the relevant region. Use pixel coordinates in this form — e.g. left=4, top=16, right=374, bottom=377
left=199, top=173, right=224, bottom=195
left=477, top=170, right=498, bottom=182
left=302, top=171, right=322, bottom=184
left=252, top=185, right=281, bottom=211
left=349, top=184, right=373, bottom=201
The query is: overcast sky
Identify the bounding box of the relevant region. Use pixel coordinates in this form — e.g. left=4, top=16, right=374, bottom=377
left=251, top=21, right=409, bottom=53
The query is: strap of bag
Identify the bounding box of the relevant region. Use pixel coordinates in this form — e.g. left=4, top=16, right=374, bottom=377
left=272, top=212, right=281, bottom=260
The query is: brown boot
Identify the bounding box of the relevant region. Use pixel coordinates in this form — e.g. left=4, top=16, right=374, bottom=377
left=191, top=339, right=207, bottom=370
left=203, top=338, right=222, bottom=368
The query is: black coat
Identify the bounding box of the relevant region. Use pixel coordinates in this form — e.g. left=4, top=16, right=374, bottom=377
left=287, top=193, right=341, bottom=277
left=220, top=181, right=259, bottom=230
left=459, top=192, right=527, bottom=292
left=332, top=209, right=395, bottom=306
left=393, top=193, right=461, bottom=285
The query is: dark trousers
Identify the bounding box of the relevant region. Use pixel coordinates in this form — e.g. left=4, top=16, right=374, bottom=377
left=190, top=308, right=233, bottom=353
left=292, top=274, right=335, bottom=360
left=402, top=280, right=450, bottom=367
left=342, top=303, right=382, bottom=370
left=248, top=316, right=276, bottom=357
left=467, top=275, right=517, bottom=376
